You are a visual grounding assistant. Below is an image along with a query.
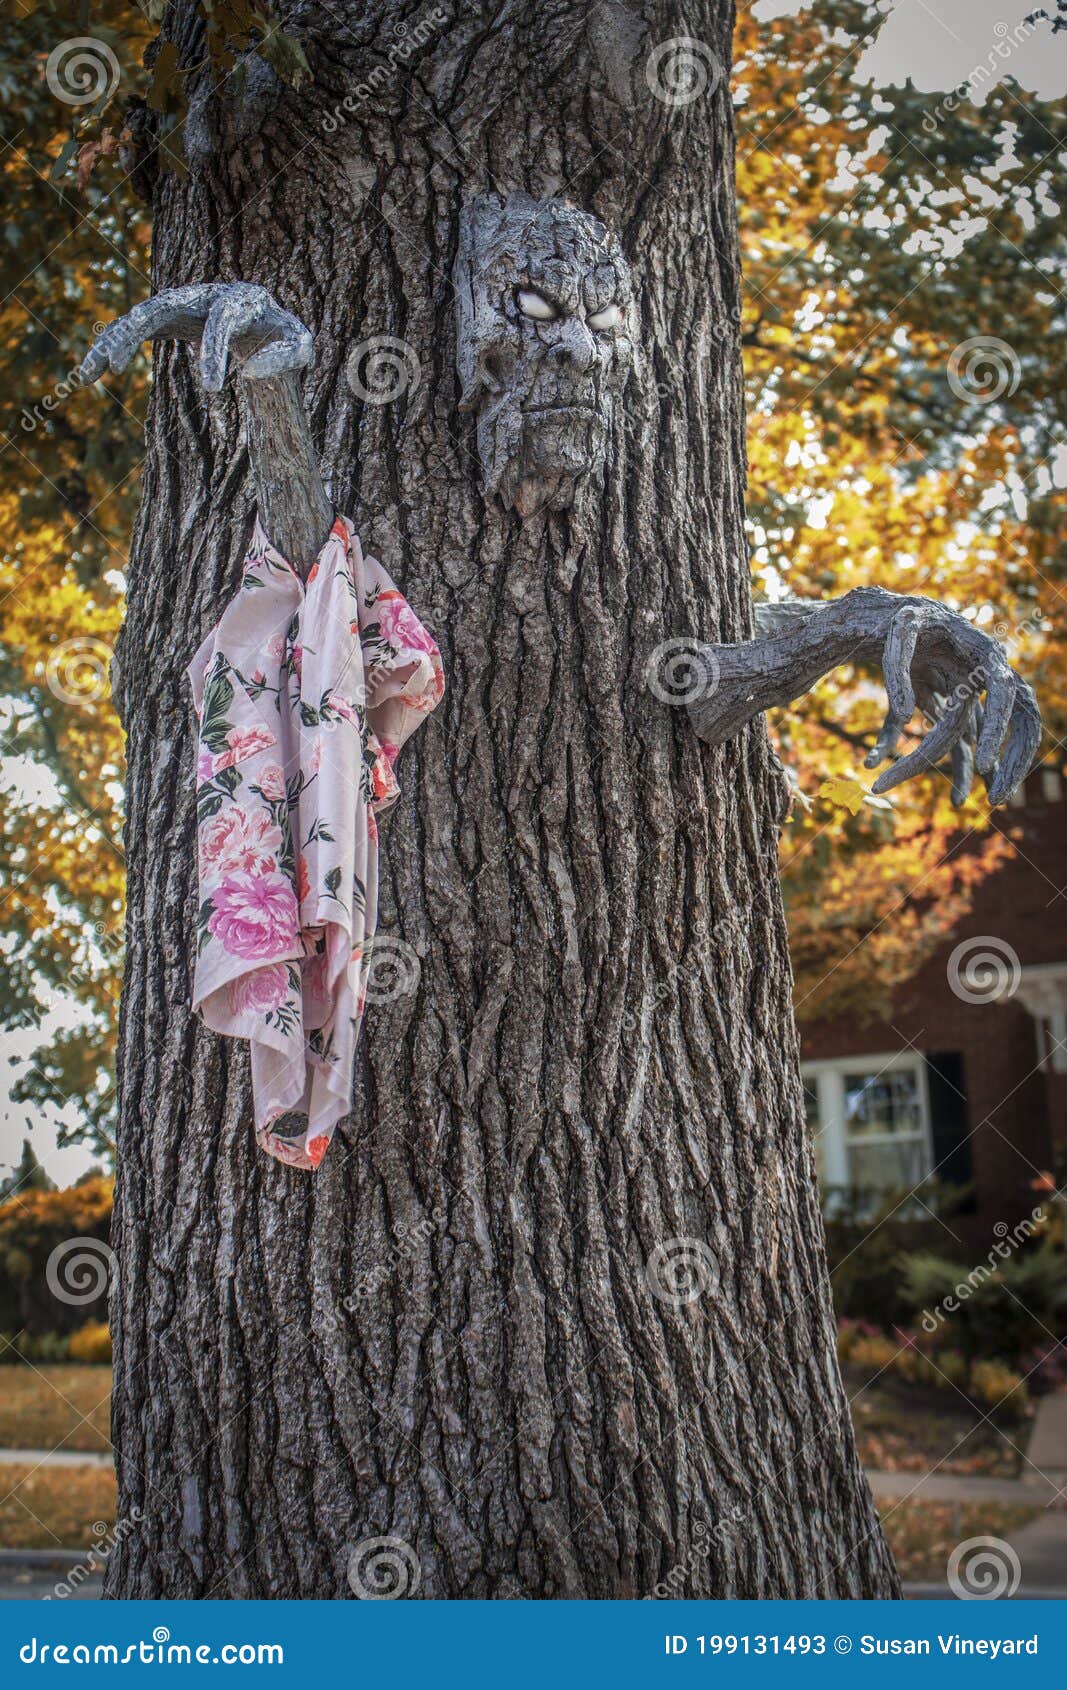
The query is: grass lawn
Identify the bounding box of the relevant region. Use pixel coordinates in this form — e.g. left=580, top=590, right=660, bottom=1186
left=879, top=1500, right=1038, bottom=1585
left=0, top=1366, right=112, bottom=1454
left=846, top=1370, right=1024, bottom=1478
left=0, top=1463, right=116, bottom=1550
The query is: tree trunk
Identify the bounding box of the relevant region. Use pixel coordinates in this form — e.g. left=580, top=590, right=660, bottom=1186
left=107, top=0, right=899, bottom=1599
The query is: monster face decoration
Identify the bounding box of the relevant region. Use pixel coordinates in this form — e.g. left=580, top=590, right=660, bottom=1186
left=454, top=192, right=634, bottom=517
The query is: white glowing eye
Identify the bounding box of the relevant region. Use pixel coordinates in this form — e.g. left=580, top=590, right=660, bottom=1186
left=588, top=302, right=624, bottom=332
left=516, top=288, right=557, bottom=321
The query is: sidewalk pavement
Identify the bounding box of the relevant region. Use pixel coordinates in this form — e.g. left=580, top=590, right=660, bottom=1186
left=0, top=1447, right=112, bottom=1469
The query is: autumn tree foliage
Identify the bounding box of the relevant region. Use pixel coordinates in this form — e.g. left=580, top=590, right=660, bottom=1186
left=734, top=1, right=1065, bottom=1020
left=0, top=1173, right=112, bottom=1333
left=1, top=2, right=151, bottom=1153
left=2, top=0, right=1064, bottom=1147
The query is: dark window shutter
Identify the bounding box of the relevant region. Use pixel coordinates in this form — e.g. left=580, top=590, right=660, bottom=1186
left=925, top=1051, right=973, bottom=1199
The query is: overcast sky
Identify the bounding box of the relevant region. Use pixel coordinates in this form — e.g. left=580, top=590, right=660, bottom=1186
left=4, top=0, right=1066, bottom=1190
left=758, top=0, right=1067, bottom=100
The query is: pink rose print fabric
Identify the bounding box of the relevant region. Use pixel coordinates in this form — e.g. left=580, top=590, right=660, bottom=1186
left=187, top=516, right=444, bottom=1170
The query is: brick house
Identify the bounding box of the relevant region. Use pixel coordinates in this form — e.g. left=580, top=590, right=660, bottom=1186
left=799, top=767, right=1067, bottom=1233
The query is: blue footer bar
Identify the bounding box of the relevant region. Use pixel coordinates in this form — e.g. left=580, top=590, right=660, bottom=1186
left=2, top=1599, right=1064, bottom=1683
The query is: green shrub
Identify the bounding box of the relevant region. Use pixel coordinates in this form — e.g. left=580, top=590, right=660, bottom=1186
left=21, top=1330, right=71, bottom=1364
left=900, top=1241, right=1067, bottom=1364
left=936, top=1349, right=969, bottom=1390
left=823, top=1182, right=973, bottom=1328
left=0, top=1329, right=72, bottom=1364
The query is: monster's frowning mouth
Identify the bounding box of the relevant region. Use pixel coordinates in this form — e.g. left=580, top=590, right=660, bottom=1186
left=523, top=399, right=597, bottom=414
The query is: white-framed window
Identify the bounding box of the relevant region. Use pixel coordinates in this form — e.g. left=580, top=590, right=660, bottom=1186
left=801, top=1051, right=934, bottom=1195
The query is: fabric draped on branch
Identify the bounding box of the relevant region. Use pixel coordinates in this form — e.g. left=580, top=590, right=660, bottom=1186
left=188, top=516, right=444, bottom=1169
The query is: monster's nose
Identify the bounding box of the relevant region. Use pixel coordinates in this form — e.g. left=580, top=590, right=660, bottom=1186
left=549, top=318, right=598, bottom=373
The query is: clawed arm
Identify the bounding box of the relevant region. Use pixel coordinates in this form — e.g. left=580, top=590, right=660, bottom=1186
left=678, top=588, right=1041, bottom=807
left=79, top=283, right=332, bottom=573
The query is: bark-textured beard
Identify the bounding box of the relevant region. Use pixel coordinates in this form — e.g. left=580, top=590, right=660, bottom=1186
left=455, top=193, right=633, bottom=517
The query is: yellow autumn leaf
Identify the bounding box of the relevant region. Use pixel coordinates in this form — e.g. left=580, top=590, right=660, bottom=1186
left=818, top=776, right=868, bottom=816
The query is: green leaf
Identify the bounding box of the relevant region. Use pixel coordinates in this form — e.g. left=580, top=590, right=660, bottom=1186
left=197, top=789, right=225, bottom=823
left=50, top=138, right=78, bottom=184
left=201, top=671, right=235, bottom=732
left=256, top=29, right=311, bottom=90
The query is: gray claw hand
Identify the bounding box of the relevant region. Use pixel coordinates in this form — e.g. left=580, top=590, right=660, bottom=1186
left=78, top=282, right=313, bottom=391
left=865, top=600, right=1041, bottom=807
left=690, top=587, right=1040, bottom=809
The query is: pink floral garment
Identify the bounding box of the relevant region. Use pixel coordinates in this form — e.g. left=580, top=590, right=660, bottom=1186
left=188, top=516, right=444, bottom=1169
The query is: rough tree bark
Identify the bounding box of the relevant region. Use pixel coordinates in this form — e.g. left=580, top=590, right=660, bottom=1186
left=106, top=0, right=902, bottom=1598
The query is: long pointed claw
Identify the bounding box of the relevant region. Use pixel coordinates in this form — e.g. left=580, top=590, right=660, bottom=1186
left=242, top=323, right=313, bottom=380
left=865, top=712, right=906, bottom=768
left=987, top=682, right=1042, bottom=806
left=950, top=728, right=976, bottom=805
left=78, top=320, right=137, bottom=383
left=883, top=604, right=921, bottom=723
left=867, top=605, right=924, bottom=768
left=78, top=290, right=202, bottom=384
left=77, top=342, right=111, bottom=384
left=200, top=289, right=265, bottom=393
left=871, top=687, right=974, bottom=794
left=976, top=655, right=1016, bottom=775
